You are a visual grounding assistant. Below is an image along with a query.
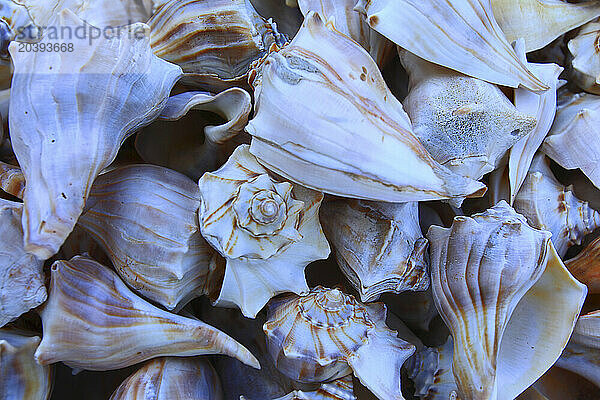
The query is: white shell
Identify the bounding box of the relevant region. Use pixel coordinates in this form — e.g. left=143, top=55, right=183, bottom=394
left=247, top=12, right=486, bottom=204
left=0, top=198, right=46, bottom=327
left=297, top=0, right=393, bottom=68
left=198, top=144, right=330, bottom=318
left=110, top=357, right=223, bottom=400
left=78, top=164, right=218, bottom=311
left=542, top=92, right=600, bottom=189
left=491, top=0, right=600, bottom=52
left=407, top=336, right=459, bottom=400
left=400, top=50, right=535, bottom=181
left=0, top=328, right=52, bottom=400
left=271, top=376, right=356, bottom=400
left=508, top=41, right=563, bottom=204
left=514, top=154, right=600, bottom=257
left=568, top=21, right=600, bottom=94
left=8, top=10, right=182, bottom=259
left=320, top=199, right=429, bottom=302
left=355, top=0, right=547, bottom=91
left=34, top=255, right=260, bottom=371
left=264, top=286, right=416, bottom=400
left=148, top=0, right=284, bottom=91
left=428, top=201, right=587, bottom=400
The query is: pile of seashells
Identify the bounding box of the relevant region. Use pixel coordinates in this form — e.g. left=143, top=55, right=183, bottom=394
left=3, top=0, right=600, bottom=399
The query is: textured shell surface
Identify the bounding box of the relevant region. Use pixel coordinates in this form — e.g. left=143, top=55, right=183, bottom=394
left=355, top=0, right=547, bottom=91
left=0, top=198, right=46, bottom=327
left=508, top=41, right=563, bottom=204
left=0, top=328, right=52, bottom=400
left=400, top=50, right=536, bottom=181
left=491, top=0, right=600, bottom=52
left=566, top=235, right=600, bottom=294
left=77, top=164, right=218, bottom=311
left=297, top=0, right=393, bottom=68
left=514, top=153, right=600, bottom=257
left=542, top=92, right=600, bottom=189
left=320, top=199, right=429, bottom=303
left=34, top=255, right=260, bottom=371
left=0, top=161, right=24, bottom=201
left=109, top=357, right=223, bottom=400
left=198, top=144, right=330, bottom=318
left=407, top=336, right=459, bottom=400
left=148, top=0, right=284, bottom=91
left=271, top=376, right=357, bottom=400
left=568, top=21, right=600, bottom=93
left=428, top=201, right=587, bottom=400
left=264, top=286, right=416, bottom=400
left=8, top=9, right=182, bottom=259
left=247, top=12, right=486, bottom=204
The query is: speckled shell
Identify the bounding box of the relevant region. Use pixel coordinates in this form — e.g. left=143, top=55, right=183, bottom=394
left=198, top=144, right=330, bottom=318
left=0, top=329, right=52, bottom=400
left=148, top=0, right=285, bottom=91
left=407, top=336, right=459, bottom=400
left=428, top=201, right=587, bottom=400
left=514, top=154, right=600, bottom=257
left=8, top=10, right=182, bottom=259
left=320, top=199, right=429, bottom=302
left=247, top=12, right=486, bottom=204
left=34, top=255, right=259, bottom=371
left=264, top=286, right=415, bottom=400
left=566, top=236, right=600, bottom=294
left=355, top=0, right=547, bottom=91
left=77, top=164, right=218, bottom=311
left=109, top=357, right=223, bottom=400
left=542, top=92, right=600, bottom=189
left=0, top=198, right=46, bottom=327
left=400, top=50, right=536, bottom=181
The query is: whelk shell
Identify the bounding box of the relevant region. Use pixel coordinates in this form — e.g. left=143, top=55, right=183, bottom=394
left=109, top=357, right=223, bottom=400
left=568, top=21, right=600, bottom=94
left=320, top=199, right=429, bottom=303
left=247, top=12, right=486, bottom=204
left=355, top=0, right=548, bottom=91
left=271, top=376, right=356, bottom=400
left=34, top=255, right=260, bottom=370
left=400, top=49, right=535, bottom=182
left=565, top=236, right=600, bottom=294
left=198, top=144, right=330, bottom=318
left=8, top=10, right=182, bottom=259
left=513, top=154, right=600, bottom=257
left=428, top=201, right=587, bottom=400
left=0, top=328, right=52, bottom=400
left=264, top=286, right=416, bottom=400
left=0, top=198, right=46, bottom=327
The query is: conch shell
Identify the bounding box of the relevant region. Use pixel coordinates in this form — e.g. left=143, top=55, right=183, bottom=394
left=565, top=236, right=600, bottom=294
left=428, top=201, right=587, bottom=400
left=400, top=49, right=536, bottom=181
left=568, top=21, right=600, bottom=95
left=247, top=12, right=486, bottom=204
left=514, top=154, right=600, bottom=257
left=0, top=328, right=52, bottom=400
left=355, top=0, right=547, bottom=91
left=264, top=286, right=416, bottom=400
left=78, top=164, right=219, bottom=311
left=320, top=199, right=429, bottom=302
left=148, top=0, right=285, bottom=91
left=34, top=255, right=260, bottom=370
left=491, top=0, right=600, bottom=52
left=0, top=198, right=46, bottom=327
left=109, top=357, right=223, bottom=400
left=407, top=336, right=459, bottom=400
left=8, top=10, right=182, bottom=259
left=198, top=144, right=330, bottom=318
left=297, top=0, right=393, bottom=68
left=542, top=92, right=600, bottom=189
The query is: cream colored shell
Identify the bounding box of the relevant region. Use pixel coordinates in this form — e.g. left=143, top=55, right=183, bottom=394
left=568, top=21, right=600, bottom=94
left=8, top=10, right=182, bottom=259
left=247, top=12, right=486, bottom=204
left=34, top=255, right=260, bottom=371
left=198, top=144, right=330, bottom=318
